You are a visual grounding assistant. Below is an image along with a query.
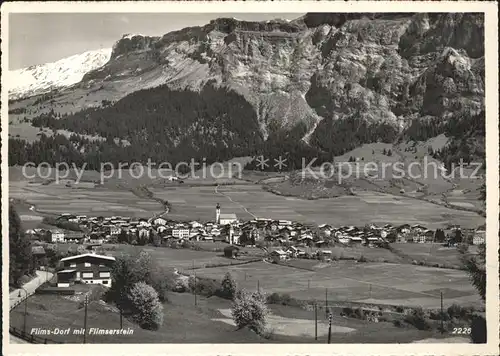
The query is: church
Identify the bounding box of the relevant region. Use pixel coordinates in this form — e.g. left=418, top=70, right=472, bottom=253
left=215, top=203, right=238, bottom=226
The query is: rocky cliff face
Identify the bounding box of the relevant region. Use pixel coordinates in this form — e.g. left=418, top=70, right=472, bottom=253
left=80, top=13, right=483, bottom=136
left=10, top=13, right=485, bottom=165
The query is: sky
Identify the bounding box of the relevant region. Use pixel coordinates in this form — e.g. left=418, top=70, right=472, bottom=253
left=9, top=13, right=303, bottom=70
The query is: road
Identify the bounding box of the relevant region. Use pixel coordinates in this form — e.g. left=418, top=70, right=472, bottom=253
left=9, top=270, right=53, bottom=344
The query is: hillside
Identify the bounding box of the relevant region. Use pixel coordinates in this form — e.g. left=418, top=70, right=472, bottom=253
left=8, top=13, right=485, bottom=171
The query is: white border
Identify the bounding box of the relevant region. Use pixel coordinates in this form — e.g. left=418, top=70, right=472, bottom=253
left=1, top=2, right=498, bottom=355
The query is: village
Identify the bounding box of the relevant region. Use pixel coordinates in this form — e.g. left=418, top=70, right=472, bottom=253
left=26, top=203, right=486, bottom=263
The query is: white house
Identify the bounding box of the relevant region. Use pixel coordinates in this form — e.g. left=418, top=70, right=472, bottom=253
left=172, top=228, right=190, bottom=239
left=50, top=229, right=65, bottom=243
left=190, top=221, right=203, bottom=229
left=138, top=228, right=150, bottom=238
left=473, top=227, right=486, bottom=245
left=219, top=213, right=238, bottom=226
left=153, top=217, right=167, bottom=226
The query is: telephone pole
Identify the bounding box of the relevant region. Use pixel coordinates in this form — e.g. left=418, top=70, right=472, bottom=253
left=327, top=313, right=332, bottom=344
left=314, top=303, right=318, bottom=341
left=325, top=288, right=328, bottom=317
left=83, top=295, right=89, bottom=344
left=440, top=292, right=444, bottom=333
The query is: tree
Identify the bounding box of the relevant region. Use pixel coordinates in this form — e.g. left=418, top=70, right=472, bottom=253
left=386, top=231, right=397, bottom=243
left=231, top=289, right=269, bottom=335
left=127, top=282, right=164, bottom=330
left=9, top=205, right=34, bottom=286
left=387, top=149, right=392, bottom=156
left=434, top=229, right=446, bottom=243
left=220, top=272, right=238, bottom=300
left=383, top=148, right=387, bottom=155
left=460, top=244, right=486, bottom=301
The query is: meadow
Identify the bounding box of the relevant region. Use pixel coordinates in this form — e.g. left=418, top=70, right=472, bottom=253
left=150, top=184, right=484, bottom=229
left=9, top=180, right=164, bottom=218
left=193, top=260, right=482, bottom=309
left=10, top=285, right=453, bottom=344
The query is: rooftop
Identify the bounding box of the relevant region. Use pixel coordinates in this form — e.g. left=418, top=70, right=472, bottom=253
left=60, top=253, right=116, bottom=262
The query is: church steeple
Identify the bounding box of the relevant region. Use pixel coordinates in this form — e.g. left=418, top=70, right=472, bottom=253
left=216, top=203, right=221, bottom=224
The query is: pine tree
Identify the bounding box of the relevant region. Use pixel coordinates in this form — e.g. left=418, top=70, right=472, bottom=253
left=220, top=272, right=238, bottom=300
left=9, top=205, right=34, bottom=286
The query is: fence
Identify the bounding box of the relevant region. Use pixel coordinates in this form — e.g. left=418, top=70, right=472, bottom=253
left=9, top=275, right=62, bottom=345
left=9, top=327, right=63, bottom=344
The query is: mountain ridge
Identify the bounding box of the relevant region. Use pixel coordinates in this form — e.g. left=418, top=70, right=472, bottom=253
left=8, top=12, right=485, bottom=172
left=9, top=48, right=112, bottom=100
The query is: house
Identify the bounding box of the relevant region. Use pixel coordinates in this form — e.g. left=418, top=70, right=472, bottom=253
left=224, top=245, right=240, bottom=259
left=220, top=213, right=238, bottom=226
left=49, top=230, right=65, bottom=243
left=190, top=221, right=203, bottom=229
left=138, top=227, right=150, bottom=239
left=349, top=236, right=363, bottom=244
left=153, top=217, right=167, bottom=226
left=396, top=234, right=407, bottom=243
left=412, top=234, right=426, bottom=243
left=318, top=250, right=332, bottom=261
left=211, top=227, right=221, bottom=237
left=270, top=249, right=288, bottom=263
left=64, top=232, right=85, bottom=243
left=32, top=246, right=46, bottom=269
left=108, top=226, right=122, bottom=236
left=473, top=226, right=486, bottom=245
left=58, top=253, right=115, bottom=287
left=56, top=270, right=77, bottom=288
left=286, top=246, right=300, bottom=258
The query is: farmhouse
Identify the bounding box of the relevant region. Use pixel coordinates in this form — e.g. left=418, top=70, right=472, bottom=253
left=58, top=253, right=116, bottom=287
left=270, top=249, right=288, bottom=263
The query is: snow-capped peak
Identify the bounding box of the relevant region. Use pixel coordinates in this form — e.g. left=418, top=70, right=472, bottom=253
left=8, top=48, right=112, bottom=100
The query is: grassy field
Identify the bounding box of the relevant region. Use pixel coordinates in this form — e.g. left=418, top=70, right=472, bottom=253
left=11, top=285, right=458, bottom=343
left=55, top=243, right=264, bottom=271
left=193, top=260, right=481, bottom=309
left=9, top=180, right=164, bottom=218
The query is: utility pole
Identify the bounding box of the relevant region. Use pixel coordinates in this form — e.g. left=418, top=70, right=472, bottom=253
left=308, top=279, right=310, bottom=291
left=325, top=288, right=328, bottom=317
left=369, top=284, right=372, bottom=298
left=83, top=295, right=89, bottom=344
left=120, top=308, right=123, bottom=329
left=257, top=280, right=260, bottom=293
left=440, top=292, right=444, bottom=333
left=314, top=303, right=318, bottom=341
left=194, top=271, right=198, bottom=306
left=327, top=313, right=332, bottom=344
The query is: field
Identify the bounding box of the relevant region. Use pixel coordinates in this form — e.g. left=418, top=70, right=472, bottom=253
left=193, top=260, right=482, bottom=309
left=149, top=184, right=484, bottom=229
left=10, top=285, right=457, bottom=344
left=9, top=180, right=164, bottom=218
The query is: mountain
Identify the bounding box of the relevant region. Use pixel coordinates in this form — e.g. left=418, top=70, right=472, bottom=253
left=8, top=13, right=485, bottom=170
left=8, top=48, right=112, bottom=100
